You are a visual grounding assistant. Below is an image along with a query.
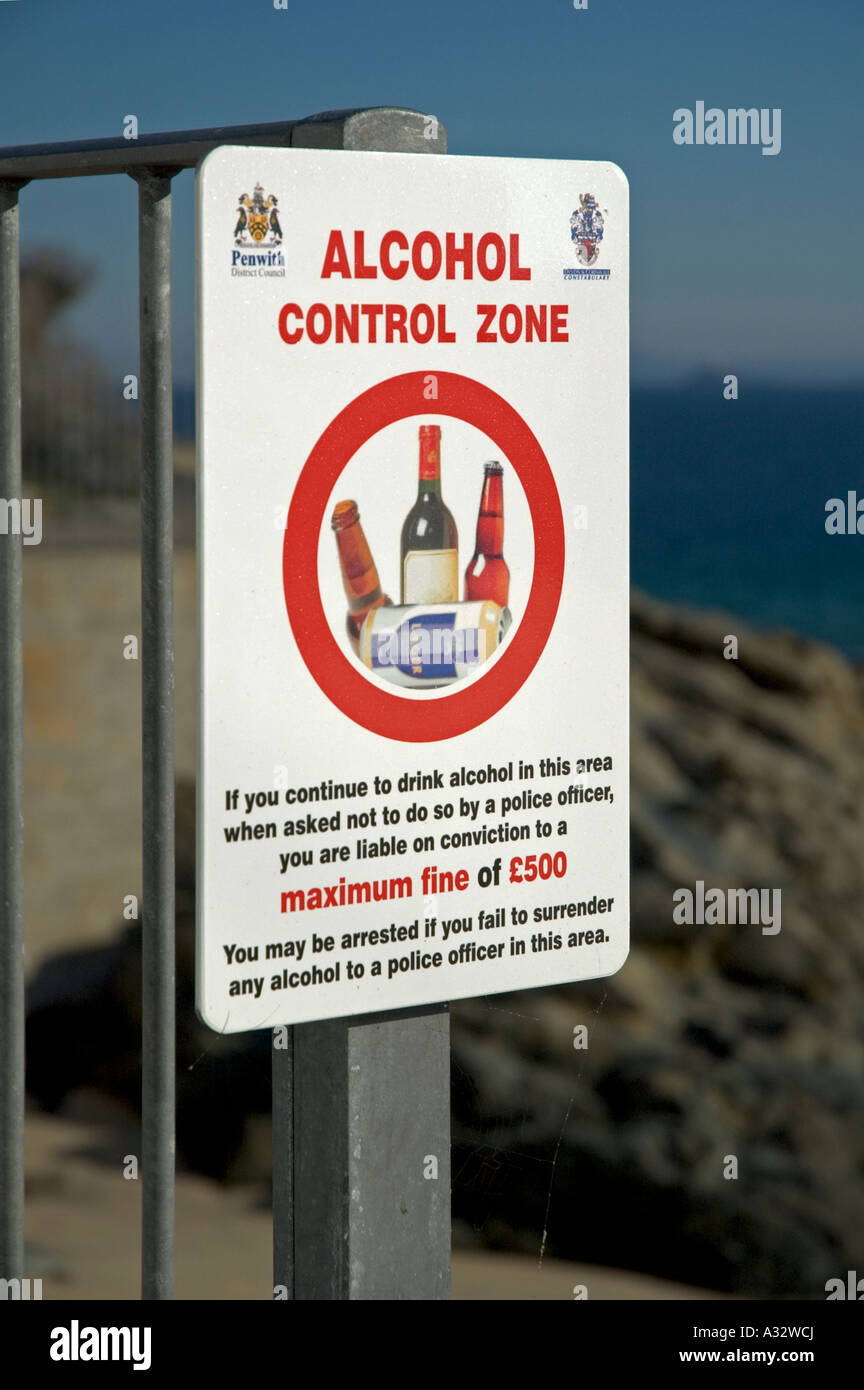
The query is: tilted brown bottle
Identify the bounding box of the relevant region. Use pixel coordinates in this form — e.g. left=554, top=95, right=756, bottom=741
left=331, top=500, right=392, bottom=653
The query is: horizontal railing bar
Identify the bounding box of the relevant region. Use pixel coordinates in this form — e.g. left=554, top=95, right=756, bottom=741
left=0, top=108, right=439, bottom=179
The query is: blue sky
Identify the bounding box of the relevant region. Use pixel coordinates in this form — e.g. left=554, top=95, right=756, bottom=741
left=1, top=0, right=861, bottom=386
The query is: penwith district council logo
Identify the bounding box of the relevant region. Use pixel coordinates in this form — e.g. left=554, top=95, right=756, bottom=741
left=564, top=193, right=610, bottom=281
left=231, top=182, right=286, bottom=277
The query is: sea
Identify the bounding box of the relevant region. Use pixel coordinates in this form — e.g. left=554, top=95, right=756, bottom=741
left=631, top=382, right=863, bottom=663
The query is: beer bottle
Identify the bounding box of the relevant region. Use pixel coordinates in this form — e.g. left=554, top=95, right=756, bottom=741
left=331, top=500, right=392, bottom=653
left=464, top=461, right=510, bottom=607
left=400, top=424, right=459, bottom=604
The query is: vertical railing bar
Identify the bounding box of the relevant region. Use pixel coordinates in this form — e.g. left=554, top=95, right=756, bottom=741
left=272, top=1032, right=294, bottom=1299
left=133, top=167, right=176, bottom=1301
left=0, top=177, right=27, bottom=1284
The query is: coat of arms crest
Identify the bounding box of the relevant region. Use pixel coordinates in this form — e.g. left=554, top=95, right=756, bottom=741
left=570, top=193, right=604, bottom=267
left=234, top=184, right=283, bottom=248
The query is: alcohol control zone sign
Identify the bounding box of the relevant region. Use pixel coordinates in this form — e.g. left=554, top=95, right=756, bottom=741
left=196, top=145, right=629, bottom=1032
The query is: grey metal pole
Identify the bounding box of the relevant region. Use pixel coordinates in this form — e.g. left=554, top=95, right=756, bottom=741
left=134, top=168, right=176, bottom=1301
left=273, top=108, right=451, bottom=1301
left=0, top=178, right=27, bottom=1284
left=293, top=1007, right=451, bottom=1299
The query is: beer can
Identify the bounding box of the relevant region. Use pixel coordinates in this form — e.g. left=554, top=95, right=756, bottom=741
left=359, top=601, right=512, bottom=688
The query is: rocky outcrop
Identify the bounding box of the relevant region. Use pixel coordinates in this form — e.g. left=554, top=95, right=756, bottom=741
left=452, top=593, right=864, bottom=1294
left=25, top=592, right=864, bottom=1295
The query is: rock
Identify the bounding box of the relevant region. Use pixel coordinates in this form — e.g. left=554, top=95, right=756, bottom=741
left=453, top=593, right=864, bottom=1295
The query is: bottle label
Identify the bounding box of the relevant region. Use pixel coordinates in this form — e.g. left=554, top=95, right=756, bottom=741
left=373, top=613, right=463, bottom=680
left=402, top=549, right=458, bottom=605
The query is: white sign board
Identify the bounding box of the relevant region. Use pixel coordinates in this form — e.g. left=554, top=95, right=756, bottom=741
left=196, top=145, right=629, bottom=1032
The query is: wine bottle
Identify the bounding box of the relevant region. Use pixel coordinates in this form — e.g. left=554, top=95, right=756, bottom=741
left=400, top=424, right=458, bottom=604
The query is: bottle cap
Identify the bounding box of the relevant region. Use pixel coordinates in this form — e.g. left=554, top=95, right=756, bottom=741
left=484, top=461, right=504, bottom=475
left=331, top=499, right=359, bottom=531
left=419, top=425, right=441, bottom=479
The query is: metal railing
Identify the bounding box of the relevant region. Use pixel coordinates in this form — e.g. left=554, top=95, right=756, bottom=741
left=0, top=107, right=451, bottom=1301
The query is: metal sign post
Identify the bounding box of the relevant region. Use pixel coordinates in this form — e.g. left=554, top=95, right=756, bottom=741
left=283, top=1005, right=451, bottom=1299
left=267, top=112, right=452, bottom=1302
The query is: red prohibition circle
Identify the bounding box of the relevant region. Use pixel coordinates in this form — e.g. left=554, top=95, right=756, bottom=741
left=283, top=371, right=564, bottom=742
